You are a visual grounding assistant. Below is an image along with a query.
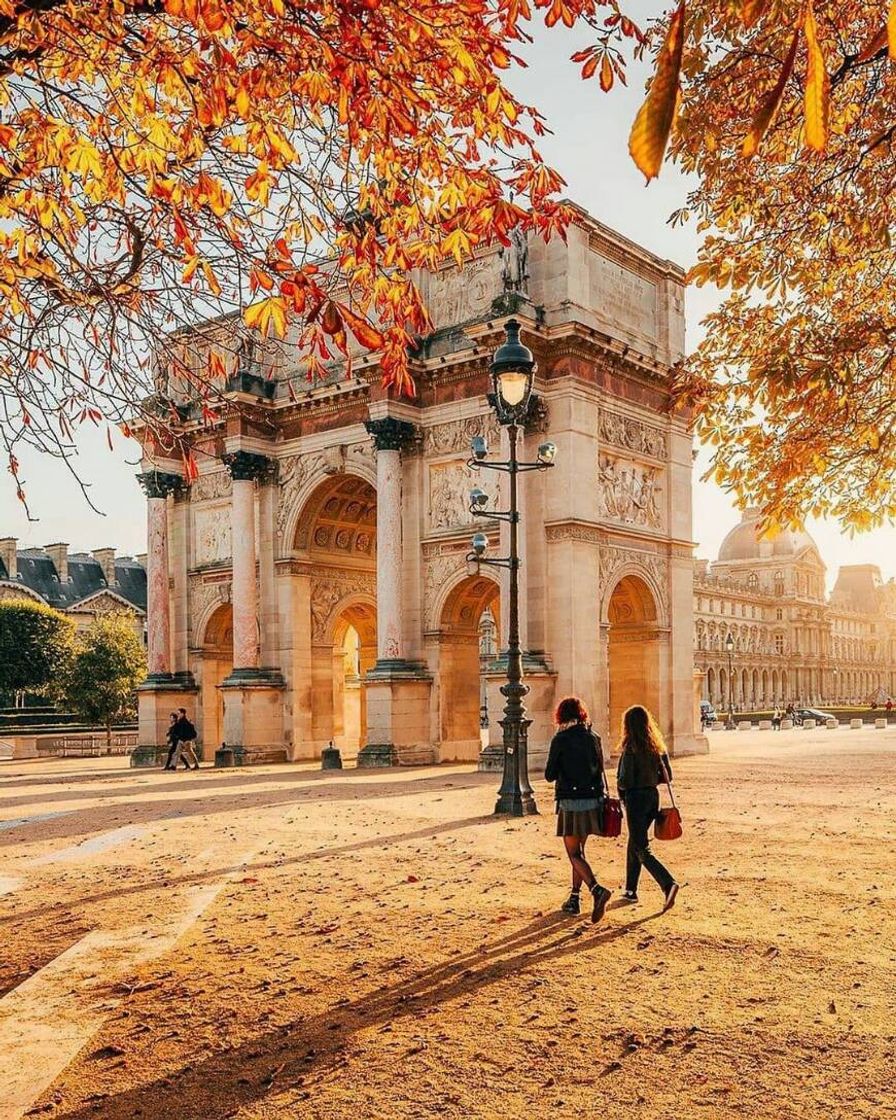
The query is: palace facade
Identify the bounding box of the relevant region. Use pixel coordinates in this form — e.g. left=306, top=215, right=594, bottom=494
left=0, top=539, right=146, bottom=637
left=695, top=509, right=896, bottom=710
left=135, top=203, right=708, bottom=766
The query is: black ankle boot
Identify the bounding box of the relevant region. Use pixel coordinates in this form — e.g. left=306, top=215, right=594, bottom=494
left=561, top=892, right=581, bottom=915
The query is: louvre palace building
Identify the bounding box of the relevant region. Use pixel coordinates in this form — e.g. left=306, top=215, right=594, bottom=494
left=695, top=509, right=896, bottom=711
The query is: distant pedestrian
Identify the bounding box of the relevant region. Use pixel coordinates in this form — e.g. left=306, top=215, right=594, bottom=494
left=163, top=712, right=180, bottom=770
left=173, top=707, right=200, bottom=770
left=544, top=696, right=612, bottom=923
left=772, top=707, right=781, bottom=731
left=616, top=705, right=679, bottom=912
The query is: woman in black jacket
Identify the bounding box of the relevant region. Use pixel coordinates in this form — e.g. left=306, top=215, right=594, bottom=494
left=544, top=696, right=612, bottom=923
left=616, top=705, right=679, bottom=911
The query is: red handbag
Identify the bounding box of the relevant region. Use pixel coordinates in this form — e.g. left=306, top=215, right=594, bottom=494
left=654, top=759, right=683, bottom=841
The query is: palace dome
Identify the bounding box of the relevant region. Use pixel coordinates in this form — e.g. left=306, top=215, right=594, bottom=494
left=717, top=508, right=817, bottom=563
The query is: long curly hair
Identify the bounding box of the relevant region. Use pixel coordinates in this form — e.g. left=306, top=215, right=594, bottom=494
left=620, top=705, right=665, bottom=757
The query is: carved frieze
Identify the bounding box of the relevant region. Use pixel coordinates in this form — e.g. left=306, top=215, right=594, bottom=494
left=310, top=570, right=376, bottom=643
left=427, top=252, right=504, bottom=328
left=275, top=452, right=325, bottom=544
left=194, top=503, right=232, bottom=565
left=599, top=410, right=668, bottom=460
left=191, top=471, right=232, bottom=502
left=545, top=522, right=602, bottom=545
left=423, top=413, right=500, bottom=457
left=597, top=455, right=663, bottom=530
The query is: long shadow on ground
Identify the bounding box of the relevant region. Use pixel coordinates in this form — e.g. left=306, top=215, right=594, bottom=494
left=51, top=909, right=662, bottom=1120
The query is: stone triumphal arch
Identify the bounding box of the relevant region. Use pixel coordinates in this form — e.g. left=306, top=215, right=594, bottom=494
left=135, top=203, right=707, bottom=767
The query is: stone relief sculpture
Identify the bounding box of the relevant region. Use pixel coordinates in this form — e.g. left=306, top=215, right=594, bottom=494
left=500, top=227, right=529, bottom=293
left=599, top=410, right=668, bottom=460
left=429, top=460, right=484, bottom=532
left=427, top=253, right=503, bottom=326
left=597, top=455, right=663, bottom=529
left=194, top=505, right=232, bottom=565
left=424, top=413, right=500, bottom=457
left=191, top=471, right=232, bottom=503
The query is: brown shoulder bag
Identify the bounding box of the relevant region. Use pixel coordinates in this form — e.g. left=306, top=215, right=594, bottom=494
left=654, top=758, right=682, bottom=841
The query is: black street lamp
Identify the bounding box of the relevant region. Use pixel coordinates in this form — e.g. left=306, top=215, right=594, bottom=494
left=725, top=631, right=736, bottom=729
left=467, top=319, right=556, bottom=816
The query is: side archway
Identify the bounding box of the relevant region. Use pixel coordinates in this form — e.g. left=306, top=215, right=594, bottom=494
left=436, top=573, right=500, bottom=761
left=606, top=573, right=662, bottom=744
left=199, top=602, right=233, bottom=757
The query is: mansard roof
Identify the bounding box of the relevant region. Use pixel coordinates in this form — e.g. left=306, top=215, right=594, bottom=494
left=0, top=548, right=146, bottom=613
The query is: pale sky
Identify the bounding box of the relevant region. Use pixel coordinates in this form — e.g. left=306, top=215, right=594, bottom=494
left=3, top=16, right=895, bottom=585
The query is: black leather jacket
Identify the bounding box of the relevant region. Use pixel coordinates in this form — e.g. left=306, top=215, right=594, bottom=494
left=544, top=723, right=605, bottom=799
left=616, top=748, right=672, bottom=794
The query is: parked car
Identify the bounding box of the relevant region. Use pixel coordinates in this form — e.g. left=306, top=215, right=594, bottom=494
left=794, top=708, right=835, bottom=725
left=700, top=701, right=718, bottom=727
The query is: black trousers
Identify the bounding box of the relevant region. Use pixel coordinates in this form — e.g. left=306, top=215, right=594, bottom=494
left=623, top=786, right=674, bottom=895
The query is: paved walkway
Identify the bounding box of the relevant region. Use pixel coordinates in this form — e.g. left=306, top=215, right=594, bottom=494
left=1, top=728, right=894, bottom=1119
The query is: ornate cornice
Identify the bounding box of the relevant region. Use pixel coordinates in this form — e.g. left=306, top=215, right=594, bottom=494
left=137, top=470, right=183, bottom=499
left=365, top=417, right=419, bottom=452
left=223, top=450, right=275, bottom=482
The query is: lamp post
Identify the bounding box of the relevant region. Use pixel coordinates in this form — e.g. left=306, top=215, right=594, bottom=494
left=467, top=319, right=556, bottom=816
left=725, top=631, right=736, bottom=729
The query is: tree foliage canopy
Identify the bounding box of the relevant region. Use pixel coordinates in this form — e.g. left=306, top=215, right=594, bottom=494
left=0, top=596, right=75, bottom=696
left=625, top=0, right=896, bottom=530
left=63, top=612, right=146, bottom=735
left=0, top=0, right=640, bottom=505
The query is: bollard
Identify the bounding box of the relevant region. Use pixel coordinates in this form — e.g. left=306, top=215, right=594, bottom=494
left=781, top=719, right=793, bottom=729
left=321, top=740, right=343, bottom=769
left=711, top=721, right=725, bottom=730
left=802, top=719, right=816, bottom=729
left=850, top=718, right=863, bottom=729
left=825, top=718, right=838, bottom=729
left=758, top=720, right=772, bottom=730
left=875, top=718, right=887, bottom=730
left=738, top=720, right=752, bottom=731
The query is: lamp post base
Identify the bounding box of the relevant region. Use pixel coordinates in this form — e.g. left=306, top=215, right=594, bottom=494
left=494, top=787, right=539, bottom=816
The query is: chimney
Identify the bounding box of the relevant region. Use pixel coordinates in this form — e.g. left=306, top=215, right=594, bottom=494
left=45, top=542, right=69, bottom=583
left=93, top=547, right=116, bottom=584
left=135, top=553, right=147, bottom=569
left=0, top=537, right=17, bottom=580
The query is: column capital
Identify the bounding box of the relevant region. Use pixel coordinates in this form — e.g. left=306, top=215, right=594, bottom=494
left=364, top=417, right=418, bottom=452
left=137, top=470, right=183, bottom=500
left=223, top=450, right=274, bottom=482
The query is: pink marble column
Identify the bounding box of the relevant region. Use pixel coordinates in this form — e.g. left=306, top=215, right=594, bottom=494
left=231, top=476, right=258, bottom=669
left=365, top=418, right=416, bottom=668
left=138, top=471, right=182, bottom=679
left=223, top=451, right=272, bottom=672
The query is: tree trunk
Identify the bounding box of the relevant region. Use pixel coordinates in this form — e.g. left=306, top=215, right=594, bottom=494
left=106, top=720, right=112, bottom=753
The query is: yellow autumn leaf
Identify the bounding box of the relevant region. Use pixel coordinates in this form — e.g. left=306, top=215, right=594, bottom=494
left=244, top=295, right=288, bottom=338
left=804, top=0, right=829, bottom=152
left=628, top=0, right=685, bottom=182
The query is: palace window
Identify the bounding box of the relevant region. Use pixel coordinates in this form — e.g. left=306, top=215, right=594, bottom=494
left=774, top=570, right=784, bottom=596
left=776, top=608, right=783, bottom=621
left=747, top=572, right=759, bottom=590
left=775, top=634, right=785, bottom=654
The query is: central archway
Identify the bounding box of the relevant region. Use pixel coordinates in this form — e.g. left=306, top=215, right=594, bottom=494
left=437, top=574, right=500, bottom=761
left=607, top=574, right=661, bottom=745
left=294, top=473, right=378, bottom=756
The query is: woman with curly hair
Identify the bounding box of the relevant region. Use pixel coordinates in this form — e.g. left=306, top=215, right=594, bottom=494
left=544, top=696, right=612, bottom=923
left=616, top=705, right=679, bottom=911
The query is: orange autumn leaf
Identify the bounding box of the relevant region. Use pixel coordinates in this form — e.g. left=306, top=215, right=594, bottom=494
left=628, top=1, right=686, bottom=181
left=337, top=303, right=385, bottom=351
left=742, top=29, right=799, bottom=158
left=600, top=54, right=614, bottom=91
left=804, top=0, right=829, bottom=152
left=742, top=0, right=766, bottom=27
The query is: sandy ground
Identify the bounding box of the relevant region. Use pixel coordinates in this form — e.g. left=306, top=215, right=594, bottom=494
left=1, top=728, right=895, bottom=1120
